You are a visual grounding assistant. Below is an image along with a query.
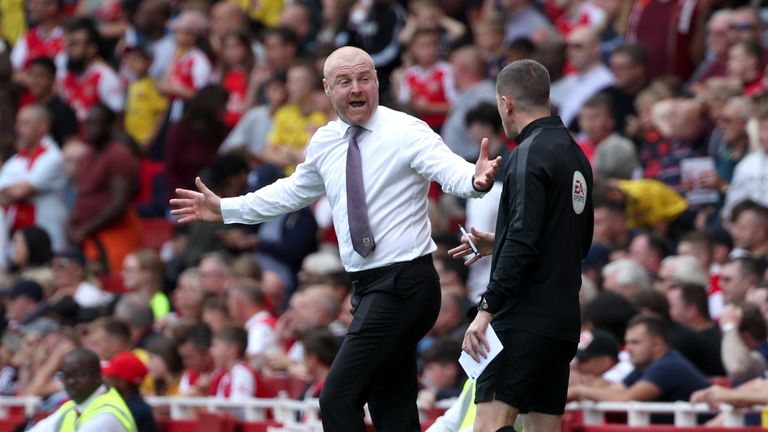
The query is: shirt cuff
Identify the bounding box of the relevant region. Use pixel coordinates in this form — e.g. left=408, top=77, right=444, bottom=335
left=482, top=282, right=506, bottom=314
left=220, top=196, right=245, bottom=223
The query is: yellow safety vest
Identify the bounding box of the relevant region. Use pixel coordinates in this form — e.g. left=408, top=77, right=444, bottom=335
left=55, top=387, right=137, bottom=432
left=459, top=379, right=477, bottom=432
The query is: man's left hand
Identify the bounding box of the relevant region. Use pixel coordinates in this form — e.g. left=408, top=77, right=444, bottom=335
left=473, top=137, right=502, bottom=191
left=462, top=310, right=493, bottom=362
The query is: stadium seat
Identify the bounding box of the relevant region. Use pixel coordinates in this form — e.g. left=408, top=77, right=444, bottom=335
left=99, top=273, right=126, bottom=294
left=140, top=218, right=174, bottom=251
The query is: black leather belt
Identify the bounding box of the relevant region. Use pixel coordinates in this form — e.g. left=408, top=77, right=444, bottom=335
left=347, top=254, right=433, bottom=282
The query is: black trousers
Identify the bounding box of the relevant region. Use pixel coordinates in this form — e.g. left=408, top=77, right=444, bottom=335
left=320, top=254, right=441, bottom=431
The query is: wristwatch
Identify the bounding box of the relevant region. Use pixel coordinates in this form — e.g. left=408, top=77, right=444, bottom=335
left=477, top=295, right=492, bottom=314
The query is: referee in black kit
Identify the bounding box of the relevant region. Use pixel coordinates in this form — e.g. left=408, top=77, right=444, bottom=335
left=451, top=59, right=594, bottom=432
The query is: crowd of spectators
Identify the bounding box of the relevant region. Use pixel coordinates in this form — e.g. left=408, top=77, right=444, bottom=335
left=4, top=0, right=768, bottom=428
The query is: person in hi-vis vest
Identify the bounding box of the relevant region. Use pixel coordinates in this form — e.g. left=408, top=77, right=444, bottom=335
left=28, top=348, right=137, bottom=432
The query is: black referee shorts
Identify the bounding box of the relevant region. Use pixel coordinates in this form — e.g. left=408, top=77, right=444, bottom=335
left=475, top=328, right=577, bottom=415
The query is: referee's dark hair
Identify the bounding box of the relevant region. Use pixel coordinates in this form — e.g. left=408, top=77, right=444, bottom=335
left=627, top=312, right=670, bottom=344
left=496, top=59, right=550, bottom=111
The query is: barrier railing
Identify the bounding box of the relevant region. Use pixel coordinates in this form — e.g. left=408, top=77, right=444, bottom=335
left=0, top=396, right=763, bottom=430
left=566, top=400, right=764, bottom=427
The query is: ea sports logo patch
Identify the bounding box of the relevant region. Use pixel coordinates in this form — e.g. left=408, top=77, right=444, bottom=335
left=572, top=171, right=587, bottom=215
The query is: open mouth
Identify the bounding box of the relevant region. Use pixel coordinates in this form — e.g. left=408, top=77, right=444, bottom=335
left=350, top=101, right=365, bottom=108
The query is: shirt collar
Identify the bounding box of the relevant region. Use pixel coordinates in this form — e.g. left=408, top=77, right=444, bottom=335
left=75, top=384, right=108, bottom=412
left=340, top=105, right=383, bottom=137
left=515, top=115, right=565, bottom=142
left=245, top=310, right=270, bottom=328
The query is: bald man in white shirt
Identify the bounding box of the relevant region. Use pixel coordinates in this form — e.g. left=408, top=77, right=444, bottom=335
left=171, top=46, right=501, bottom=431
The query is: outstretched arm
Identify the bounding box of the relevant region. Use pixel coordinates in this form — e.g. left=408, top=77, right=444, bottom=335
left=170, top=177, right=223, bottom=224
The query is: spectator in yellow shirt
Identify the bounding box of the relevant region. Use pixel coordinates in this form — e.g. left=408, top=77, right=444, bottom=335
left=262, top=61, right=326, bottom=174
left=123, top=46, right=168, bottom=153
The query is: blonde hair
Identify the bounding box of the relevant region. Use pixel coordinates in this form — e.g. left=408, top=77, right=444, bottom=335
left=130, top=249, right=164, bottom=293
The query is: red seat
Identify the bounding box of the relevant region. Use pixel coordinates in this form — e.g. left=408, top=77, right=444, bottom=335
left=241, top=420, right=283, bottom=432
left=195, top=412, right=236, bottom=432
left=259, top=375, right=310, bottom=399
left=140, top=218, right=174, bottom=251
left=0, top=416, right=28, bottom=432
left=99, top=274, right=126, bottom=294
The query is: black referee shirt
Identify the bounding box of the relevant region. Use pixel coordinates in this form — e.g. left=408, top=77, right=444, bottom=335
left=484, top=116, right=594, bottom=343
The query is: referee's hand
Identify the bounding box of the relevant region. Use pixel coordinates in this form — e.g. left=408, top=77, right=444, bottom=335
left=448, top=227, right=495, bottom=265
left=462, top=311, right=492, bottom=362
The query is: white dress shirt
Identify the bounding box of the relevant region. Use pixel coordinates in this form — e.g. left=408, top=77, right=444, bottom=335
left=221, top=105, right=484, bottom=271
left=28, top=385, right=128, bottom=432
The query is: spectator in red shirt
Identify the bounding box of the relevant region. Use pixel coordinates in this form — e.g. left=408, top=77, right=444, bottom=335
left=626, top=0, right=706, bottom=81
left=300, top=327, right=340, bottom=400
left=209, top=325, right=257, bottom=400
left=59, top=18, right=124, bottom=124
left=215, top=31, right=254, bottom=128
left=11, top=0, right=65, bottom=78
left=177, top=323, right=216, bottom=397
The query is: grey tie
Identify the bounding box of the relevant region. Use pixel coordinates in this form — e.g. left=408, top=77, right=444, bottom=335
left=346, top=126, right=375, bottom=258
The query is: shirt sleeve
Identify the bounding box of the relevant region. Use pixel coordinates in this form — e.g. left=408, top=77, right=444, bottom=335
left=246, top=323, right=277, bottom=356
left=220, top=142, right=325, bottom=224
left=483, top=149, right=548, bottom=311
left=27, top=151, right=66, bottom=191
left=98, top=70, right=126, bottom=112
left=10, top=34, right=27, bottom=70
left=398, top=116, right=484, bottom=199
left=191, top=54, right=212, bottom=90
left=229, top=366, right=256, bottom=401
left=27, top=409, right=61, bottom=432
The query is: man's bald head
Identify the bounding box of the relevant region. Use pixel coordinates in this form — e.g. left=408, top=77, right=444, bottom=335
left=323, top=46, right=375, bottom=82
left=16, top=105, right=51, bottom=149
left=322, top=46, right=379, bottom=125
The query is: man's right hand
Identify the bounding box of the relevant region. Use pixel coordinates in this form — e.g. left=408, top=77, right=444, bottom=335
left=447, top=227, right=495, bottom=265
left=169, top=177, right=223, bottom=224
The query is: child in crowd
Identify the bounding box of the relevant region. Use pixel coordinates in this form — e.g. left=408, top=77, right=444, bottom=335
left=398, top=28, right=456, bottom=133
left=123, top=45, right=168, bottom=153
left=210, top=325, right=257, bottom=400
left=216, top=31, right=254, bottom=128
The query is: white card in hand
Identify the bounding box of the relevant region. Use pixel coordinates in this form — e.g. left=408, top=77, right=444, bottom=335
left=458, top=325, right=504, bottom=381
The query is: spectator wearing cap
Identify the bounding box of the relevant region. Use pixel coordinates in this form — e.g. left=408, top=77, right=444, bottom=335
left=570, top=313, right=710, bottom=404
left=2, top=279, right=57, bottom=353
left=102, top=351, right=157, bottom=432
left=51, top=247, right=113, bottom=308
left=158, top=9, right=213, bottom=123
